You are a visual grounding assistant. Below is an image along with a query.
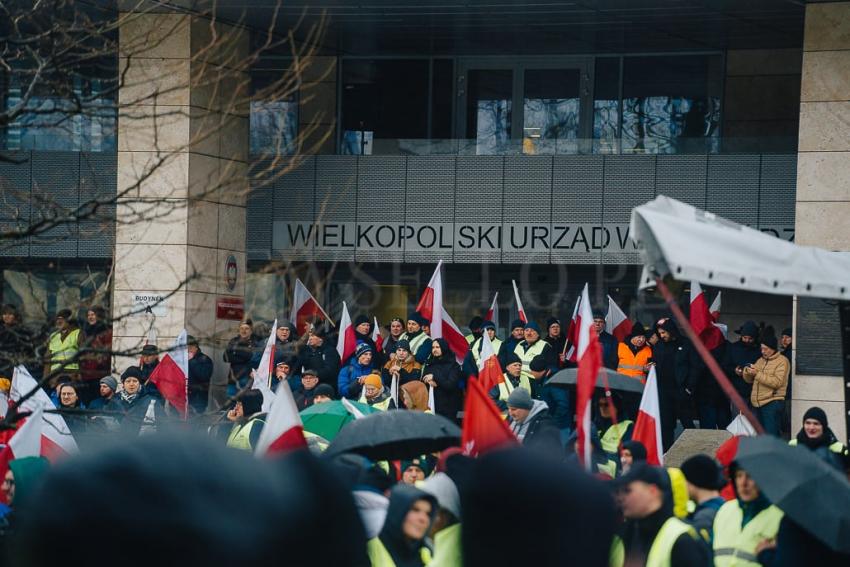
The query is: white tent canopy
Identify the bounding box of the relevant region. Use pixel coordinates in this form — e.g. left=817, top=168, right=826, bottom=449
left=630, top=196, right=850, bottom=301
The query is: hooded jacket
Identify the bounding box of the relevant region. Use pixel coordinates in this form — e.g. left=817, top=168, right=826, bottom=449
left=420, top=338, right=464, bottom=423
left=337, top=357, right=375, bottom=399
left=653, top=320, right=698, bottom=394
left=371, top=485, right=438, bottom=567
left=507, top=399, right=560, bottom=451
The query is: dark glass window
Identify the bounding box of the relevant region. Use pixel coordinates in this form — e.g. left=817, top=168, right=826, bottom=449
left=341, top=59, right=429, bottom=153
left=250, top=67, right=299, bottom=157
left=431, top=59, right=453, bottom=139
left=465, top=69, right=513, bottom=155
left=522, top=68, right=581, bottom=154
left=593, top=57, right=620, bottom=153
left=621, top=55, right=722, bottom=154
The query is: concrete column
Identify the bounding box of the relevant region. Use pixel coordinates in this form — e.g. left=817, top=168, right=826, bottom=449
left=113, top=13, right=250, bottom=409
left=793, top=2, right=850, bottom=440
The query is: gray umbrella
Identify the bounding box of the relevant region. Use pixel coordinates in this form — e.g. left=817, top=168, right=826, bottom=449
left=325, top=410, right=461, bottom=461
left=548, top=367, right=645, bottom=393
left=736, top=435, right=850, bottom=553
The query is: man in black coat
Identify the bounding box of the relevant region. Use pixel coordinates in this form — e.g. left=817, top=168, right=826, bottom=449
left=505, top=388, right=561, bottom=452
left=497, top=319, right=526, bottom=369
left=615, top=463, right=712, bottom=566
left=653, top=319, right=698, bottom=451
left=187, top=335, right=214, bottom=414
left=298, top=325, right=340, bottom=391
left=722, top=321, right=761, bottom=406
left=592, top=311, right=619, bottom=370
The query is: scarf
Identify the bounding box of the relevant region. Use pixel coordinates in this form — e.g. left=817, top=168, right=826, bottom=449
left=120, top=390, right=139, bottom=404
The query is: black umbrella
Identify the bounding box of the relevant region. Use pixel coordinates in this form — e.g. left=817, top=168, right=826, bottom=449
left=548, top=367, right=645, bottom=394
left=736, top=435, right=850, bottom=553
left=325, top=410, right=461, bottom=461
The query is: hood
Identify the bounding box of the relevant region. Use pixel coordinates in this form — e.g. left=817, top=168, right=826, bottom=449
left=379, top=485, right=438, bottom=560
left=427, top=338, right=453, bottom=364
left=526, top=399, right=549, bottom=422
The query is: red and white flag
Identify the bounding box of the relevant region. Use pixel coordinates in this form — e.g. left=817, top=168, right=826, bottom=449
left=415, top=261, right=469, bottom=363
left=690, top=281, right=725, bottom=351
left=336, top=302, right=357, bottom=363
left=565, top=294, right=582, bottom=363
left=485, top=292, right=499, bottom=331
left=476, top=328, right=504, bottom=391
left=251, top=320, right=278, bottom=412
left=461, top=377, right=518, bottom=457
left=511, top=280, right=528, bottom=324
left=709, top=291, right=722, bottom=322
left=254, top=381, right=308, bottom=457
left=11, top=365, right=78, bottom=458
left=631, top=366, right=664, bottom=465
left=415, top=261, right=445, bottom=337
left=606, top=295, right=633, bottom=343
left=0, top=405, right=44, bottom=504
left=574, top=284, right=602, bottom=470
left=148, top=330, right=189, bottom=419
left=290, top=278, right=333, bottom=336
left=371, top=317, right=383, bottom=352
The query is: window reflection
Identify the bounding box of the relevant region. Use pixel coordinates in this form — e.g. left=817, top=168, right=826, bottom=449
left=522, top=69, right=580, bottom=155
left=466, top=70, right=513, bottom=155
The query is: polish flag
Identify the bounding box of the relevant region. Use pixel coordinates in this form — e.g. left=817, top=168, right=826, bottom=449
left=290, top=278, right=333, bottom=336
left=415, top=261, right=468, bottom=363
left=11, top=366, right=78, bottom=458
left=574, top=284, right=602, bottom=470
left=511, top=280, right=527, bottom=324
left=336, top=302, right=357, bottom=363
left=461, top=377, right=518, bottom=457
left=485, top=292, right=499, bottom=331
left=251, top=320, right=278, bottom=412
left=605, top=295, right=633, bottom=343
left=565, top=294, right=582, bottom=363
left=690, top=281, right=725, bottom=351
left=415, top=261, right=444, bottom=338
left=254, top=381, right=308, bottom=456
left=631, top=366, right=664, bottom=465
left=0, top=406, right=44, bottom=504
left=476, top=328, right=504, bottom=391
left=441, top=307, right=471, bottom=365
left=371, top=317, right=383, bottom=352
left=148, top=330, right=189, bottom=419
left=710, top=291, right=722, bottom=322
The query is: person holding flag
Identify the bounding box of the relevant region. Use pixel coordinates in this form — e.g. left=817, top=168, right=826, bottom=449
left=487, top=351, right=530, bottom=414
left=420, top=338, right=464, bottom=424
left=463, top=320, right=501, bottom=378
left=108, top=367, right=162, bottom=437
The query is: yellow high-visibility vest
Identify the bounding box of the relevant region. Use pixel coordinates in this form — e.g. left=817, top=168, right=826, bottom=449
left=48, top=328, right=81, bottom=371
left=713, top=500, right=783, bottom=567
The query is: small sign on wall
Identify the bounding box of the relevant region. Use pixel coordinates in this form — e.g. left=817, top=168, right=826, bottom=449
left=131, top=293, right=169, bottom=317
left=216, top=296, right=244, bottom=320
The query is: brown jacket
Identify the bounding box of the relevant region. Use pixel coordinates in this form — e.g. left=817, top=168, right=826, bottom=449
left=742, top=352, right=789, bottom=407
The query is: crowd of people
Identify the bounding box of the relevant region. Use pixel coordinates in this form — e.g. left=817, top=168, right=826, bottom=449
left=0, top=301, right=848, bottom=566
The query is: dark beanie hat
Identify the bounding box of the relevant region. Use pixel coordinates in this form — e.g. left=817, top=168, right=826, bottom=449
left=802, top=406, right=828, bottom=428
left=680, top=454, right=724, bottom=491
left=761, top=333, right=778, bottom=351
left=120, top=366, right=144, bottom=382
left=480, top=320, right=496, bottom=331
left=735, top=321, right=759, bottom=338
left=507, top=388, right=533, bottom=410
left=354, top=342, right=374, bottom=359
left=56, top=309, right=72, bottom=320
left=510, top=319, right=525, bottom=331
left=781, top=328, right=793, bottom=338
left=314, top=384, right=335, bottom=399
left=401, top=456, right=434, bottom=478
left=354, top=315, right=370, bottom=327
left=408, top=312, right=429, bottom=326
left=311, top=325, right=329, bottom=339
left=395, top=339, right=411, bottom=352
left=546, top=317, right=561, bottom=328
left=524, top=321, right=541, bottom=334
left=629, top=322, right=647, bottom=339
left=592, top=309, right=606, bottom=320
left=141, top=344, right=158, bottom=356
left=504, top=351, right=522, bottom=367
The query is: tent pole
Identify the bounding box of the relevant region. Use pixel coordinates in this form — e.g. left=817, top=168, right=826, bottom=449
left=839, top=302, right=850, bottom=446
left=655, top=277, right=766, bottom=435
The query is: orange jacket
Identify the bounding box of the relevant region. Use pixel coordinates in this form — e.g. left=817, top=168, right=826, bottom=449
left=617, top=342, right=652, bottom=381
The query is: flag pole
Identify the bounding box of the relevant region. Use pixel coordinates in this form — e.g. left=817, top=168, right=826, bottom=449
left=654, top=277, right=765, bottom=435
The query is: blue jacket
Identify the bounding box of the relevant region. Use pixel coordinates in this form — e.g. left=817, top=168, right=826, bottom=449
left=337, top=360, right=375, bottom=399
